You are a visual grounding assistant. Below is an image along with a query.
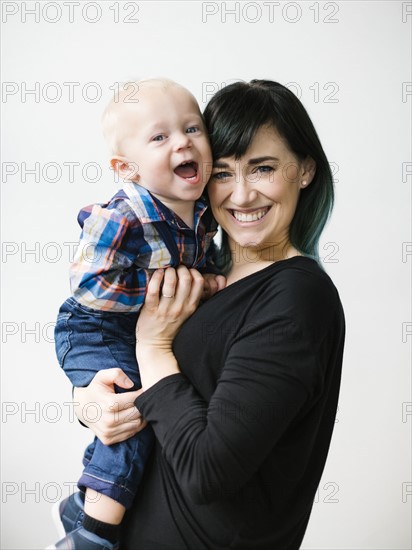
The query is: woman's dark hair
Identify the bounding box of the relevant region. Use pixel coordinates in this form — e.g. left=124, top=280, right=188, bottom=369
left=203, top=79, right=334, bottom=269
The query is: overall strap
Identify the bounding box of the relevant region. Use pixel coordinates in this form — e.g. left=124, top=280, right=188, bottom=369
left=152, top=221, right=181, bottom=266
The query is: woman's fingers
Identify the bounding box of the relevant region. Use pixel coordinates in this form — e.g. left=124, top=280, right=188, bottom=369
left=188, top=268, right=205, bottom=307
left=161, top=267, right=177, bottom=299
left=172, top=266, right=192, bottom=304
left=215, top=275, right=227, bottom=292
left=203, top=275, right=217, bottom=297
left=94, top=390, right=146, bottom=445
left=73, top=371, right=147, bottom=446
left=162, top=266, right=204, bottom=312
left=97, top=417, right=147, bottom=445
left=105, top=401, right=141, bottom=425
left=145, top=269, right=165, bottom=309
left=146, top=267, right=206, bottom=310
left=93, top=367, right=134, bottom=391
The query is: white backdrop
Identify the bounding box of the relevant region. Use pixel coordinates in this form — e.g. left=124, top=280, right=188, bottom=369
left=1, top=1, right=411, bottom=548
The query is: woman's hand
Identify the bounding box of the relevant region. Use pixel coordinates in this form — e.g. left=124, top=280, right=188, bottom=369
left=136, top=266, right=204, bottom=389
left=137, top=266, right=204, bottom=351
left=73, top=267, right=203, bottom=441
left=201, top=273, right=226, bottom=300
left=73, top=368, right=146, bottom=446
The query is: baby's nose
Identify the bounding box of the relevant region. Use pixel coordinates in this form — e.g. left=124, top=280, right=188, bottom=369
left=174, top=132, right=191, bottom=150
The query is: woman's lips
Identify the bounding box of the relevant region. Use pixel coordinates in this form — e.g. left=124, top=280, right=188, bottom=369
left=230, top=207, right=270, bottom=223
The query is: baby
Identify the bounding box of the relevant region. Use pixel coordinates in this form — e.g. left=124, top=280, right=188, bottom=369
left=50, top=78, right=224, bottom=549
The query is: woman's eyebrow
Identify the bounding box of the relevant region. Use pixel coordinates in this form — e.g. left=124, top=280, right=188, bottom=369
left=213, top=161, right=231, bottom=169
left=213, top=156, right=280, bottom=169
left=248, top=156, right=279, bottom=165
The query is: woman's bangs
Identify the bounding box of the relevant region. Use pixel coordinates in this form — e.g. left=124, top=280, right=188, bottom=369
left=205, top=87, right=274, bottom=160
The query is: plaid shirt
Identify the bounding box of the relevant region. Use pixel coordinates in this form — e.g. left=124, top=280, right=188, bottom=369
left=70, top=181, right=217, bottom=312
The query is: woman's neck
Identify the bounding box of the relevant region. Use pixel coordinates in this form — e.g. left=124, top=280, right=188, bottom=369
left=226, top=240, right=300, bottom=286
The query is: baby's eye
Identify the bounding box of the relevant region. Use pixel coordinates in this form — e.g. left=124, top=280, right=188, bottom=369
left=152, top=134, right=166, bottom=142
left=186, top=126, right=200, bottom=134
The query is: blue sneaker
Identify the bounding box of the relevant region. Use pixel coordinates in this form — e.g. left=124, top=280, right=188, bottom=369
left=51, top=492, right=86, bottom=538
left=48, top=526, right=119, bottom=550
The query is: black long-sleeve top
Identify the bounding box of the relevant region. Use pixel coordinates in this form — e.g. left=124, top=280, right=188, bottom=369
left=122, top=256, right=345, bottom=549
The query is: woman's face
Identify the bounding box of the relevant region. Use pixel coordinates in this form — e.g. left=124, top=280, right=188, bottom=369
left=208, top=124, right=313, bottom=255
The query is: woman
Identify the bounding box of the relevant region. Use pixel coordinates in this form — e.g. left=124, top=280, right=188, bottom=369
left=74, top=80, right=345, bottom=549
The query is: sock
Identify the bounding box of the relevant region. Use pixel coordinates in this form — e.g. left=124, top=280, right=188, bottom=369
left=82, top=513, right=120, bottom=544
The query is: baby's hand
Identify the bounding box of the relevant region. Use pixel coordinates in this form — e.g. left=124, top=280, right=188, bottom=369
left=202, top=273, right=226, bottom=300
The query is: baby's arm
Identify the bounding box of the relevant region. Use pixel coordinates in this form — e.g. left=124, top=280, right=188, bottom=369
left=70, top=202, right=146, bottom=311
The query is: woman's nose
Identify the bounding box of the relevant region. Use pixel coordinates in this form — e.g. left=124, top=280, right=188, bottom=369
left=230, top=176, right=258, bottom=206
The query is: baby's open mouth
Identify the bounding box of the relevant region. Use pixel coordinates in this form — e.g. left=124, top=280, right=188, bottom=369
left=174, top=161, right=198, bottom=180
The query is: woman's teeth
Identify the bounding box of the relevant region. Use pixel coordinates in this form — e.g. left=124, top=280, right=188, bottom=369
left=232, top=208, right=268, bottom=222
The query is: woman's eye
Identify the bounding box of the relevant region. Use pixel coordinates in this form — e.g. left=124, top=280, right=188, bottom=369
left=152, top=134, right=166, bottom=142
left=256, top=165, right=274, bottom=174
left=186, top=126, right=199, bottom=134
left=212, top=172, right=231, bottom=181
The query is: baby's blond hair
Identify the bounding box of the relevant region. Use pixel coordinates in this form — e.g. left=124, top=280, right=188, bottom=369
left=101, top=78, right=191, bottom=155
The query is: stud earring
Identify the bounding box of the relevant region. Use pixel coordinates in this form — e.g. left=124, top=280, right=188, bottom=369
left=301, top=180, right=307, bottom=187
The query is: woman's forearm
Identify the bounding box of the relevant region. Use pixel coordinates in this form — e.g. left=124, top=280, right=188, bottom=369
left=134, top=267, right=204, bottom=390
left=72, top=268, right=203, bottom=445
left=136, top=347, right=180, bottom=390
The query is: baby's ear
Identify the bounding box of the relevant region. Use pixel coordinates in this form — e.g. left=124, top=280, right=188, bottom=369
left=110, top=156, right=139, bottom=182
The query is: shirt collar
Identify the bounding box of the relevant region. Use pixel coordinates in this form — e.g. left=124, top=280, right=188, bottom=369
left=124, top=181, right=209, bottom=227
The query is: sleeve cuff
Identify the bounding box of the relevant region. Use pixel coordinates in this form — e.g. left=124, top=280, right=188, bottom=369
left=134, top=373, right=186, bottom=411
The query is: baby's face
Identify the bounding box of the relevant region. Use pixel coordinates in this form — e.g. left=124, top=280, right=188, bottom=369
left=118, top=85, right=212, bottom=208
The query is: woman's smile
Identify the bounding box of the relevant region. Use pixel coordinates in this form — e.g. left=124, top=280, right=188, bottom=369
left=208, top=124, right=311, bottom=256
left=229, top=206, right=271, bottom=224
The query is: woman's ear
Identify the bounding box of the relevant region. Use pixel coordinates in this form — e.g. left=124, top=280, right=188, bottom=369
left=110, top=156, right=139, bottom=182
left=300, top=157, right=316, bottom=189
